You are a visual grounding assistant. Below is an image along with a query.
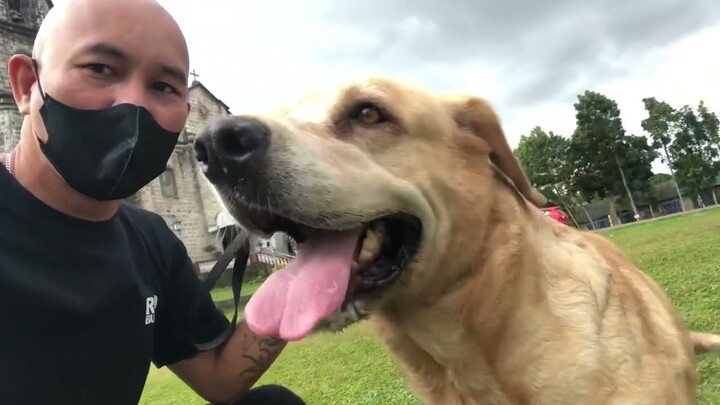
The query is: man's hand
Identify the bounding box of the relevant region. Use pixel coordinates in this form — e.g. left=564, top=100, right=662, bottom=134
left=168, top=320, right=287, bottom=404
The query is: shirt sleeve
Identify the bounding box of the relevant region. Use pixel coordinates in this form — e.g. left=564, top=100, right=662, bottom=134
left=151, top=233, right=232, bottom=368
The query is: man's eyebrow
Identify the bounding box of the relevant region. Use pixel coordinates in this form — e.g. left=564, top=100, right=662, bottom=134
left=161, top=65, right=188, bottom=86
left=81, top=42, right=128, bottom=59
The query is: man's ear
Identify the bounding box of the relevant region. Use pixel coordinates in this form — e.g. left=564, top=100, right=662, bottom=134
left=443, top=94, right=547, bottom=208
left=7, top=54, right=37, bottom=115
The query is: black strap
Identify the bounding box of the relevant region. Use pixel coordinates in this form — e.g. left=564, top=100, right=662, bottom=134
left=194, top=227, right=251, bottom=351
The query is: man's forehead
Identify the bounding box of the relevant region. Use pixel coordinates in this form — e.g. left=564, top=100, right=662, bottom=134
left=37, top=0, right=189, bottom=74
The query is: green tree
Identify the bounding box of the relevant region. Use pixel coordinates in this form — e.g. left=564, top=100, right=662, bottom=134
left=697, top=100, right=720, bottom=151
left=696, top=101, right=720, bottom=204
left=570, top=90, right=656, bottom=220
left=670, top=104, right=720, bottom=205
left=622, top=134, right=659, bottom=216
left=641, top=97, right=687, bottom=210
left=650, top=173, right=673, bottom=185
left=514, top=126, right=579, bottom=226
left=514, top=126, right=570, bottom=188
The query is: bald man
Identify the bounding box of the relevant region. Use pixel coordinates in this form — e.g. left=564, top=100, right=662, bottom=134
left=0, top=0, right=304, bottom=404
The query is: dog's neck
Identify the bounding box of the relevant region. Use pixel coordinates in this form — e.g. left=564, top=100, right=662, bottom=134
left=371, top=182, right=547, bottom=400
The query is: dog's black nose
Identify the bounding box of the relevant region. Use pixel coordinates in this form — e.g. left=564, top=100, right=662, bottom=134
left=194, top=116, right=271, bottom=183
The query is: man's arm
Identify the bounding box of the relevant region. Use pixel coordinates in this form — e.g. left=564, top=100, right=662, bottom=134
left=147, top=216, right=288, bottom=404
left=169, top=320, right=287, bottom=404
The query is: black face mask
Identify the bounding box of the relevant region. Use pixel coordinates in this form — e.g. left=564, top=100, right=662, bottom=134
left=32, top=60, right=181, bottom=201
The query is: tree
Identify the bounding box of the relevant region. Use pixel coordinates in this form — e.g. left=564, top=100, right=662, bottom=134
left=570, top=90, right=656, bottom=220
left=650, top=173, right=673, bottom=185
left=670, top=104, right=720, bottom=205
left=697, top=100, right=720, bottom=151
left=514, top=126, right=570, bottom=189
left=696, top=101, right=720, bottom=204
left=622, top=134, right=658, bottom=215
left=641, top=97, right=686, bottom=210
left=514, top=126, right=580, bottom=226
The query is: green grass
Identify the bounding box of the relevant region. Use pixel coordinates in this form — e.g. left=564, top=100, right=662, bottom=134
left=210, top=279, right=263, bottom=302
left=140, top=208, right=720, bottom=404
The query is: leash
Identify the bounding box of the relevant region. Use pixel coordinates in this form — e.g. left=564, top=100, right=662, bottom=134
left=194, top=227, right=251, bottom=350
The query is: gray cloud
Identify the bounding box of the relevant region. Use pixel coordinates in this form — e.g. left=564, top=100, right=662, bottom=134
left=299, top=0, right=720, bottom=107
left=162, top=0, right=720, bottom=140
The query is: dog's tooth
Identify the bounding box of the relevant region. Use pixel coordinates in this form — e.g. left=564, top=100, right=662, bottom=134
left=358, top=249, right=373, bottom=263
left=358, top=230, right=381, bottom=264
left=364, top=230, right=380, bottom=250
left=364, top=231, right=380, bottom=252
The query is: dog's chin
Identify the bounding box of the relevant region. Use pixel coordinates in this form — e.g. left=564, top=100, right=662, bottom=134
left=228, top=199, right=424, bottom=331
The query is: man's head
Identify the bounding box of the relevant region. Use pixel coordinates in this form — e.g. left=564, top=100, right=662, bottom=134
left=6, top=0, right=191, bottom=205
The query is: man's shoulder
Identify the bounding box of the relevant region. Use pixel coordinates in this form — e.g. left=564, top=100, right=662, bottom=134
left=119, top=203, right=173, bottom=236
left=117, top=202, right=185, bottom=259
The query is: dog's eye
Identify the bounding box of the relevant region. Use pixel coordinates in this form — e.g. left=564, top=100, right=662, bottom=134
left=350, top=103, right=388, bottom=126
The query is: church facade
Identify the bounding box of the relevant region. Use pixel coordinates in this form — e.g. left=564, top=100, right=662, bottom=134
left=0, top=0, right=294, bottom=274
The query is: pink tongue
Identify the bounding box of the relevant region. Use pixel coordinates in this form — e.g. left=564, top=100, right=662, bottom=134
left=245, top=229, right=362, bottom=341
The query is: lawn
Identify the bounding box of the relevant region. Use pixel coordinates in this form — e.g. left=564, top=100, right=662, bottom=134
left=209, top=279, right=263, bottom=302
left=140, top=208, right=720, bottom=404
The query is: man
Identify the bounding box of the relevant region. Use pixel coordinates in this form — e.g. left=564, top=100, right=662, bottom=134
left=0, top=0, right=305, bottom=404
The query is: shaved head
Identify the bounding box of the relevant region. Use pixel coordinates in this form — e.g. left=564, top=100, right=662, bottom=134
left=33, top=0, right=189, bottom=72
left=8, top=0, right=192, bottom=134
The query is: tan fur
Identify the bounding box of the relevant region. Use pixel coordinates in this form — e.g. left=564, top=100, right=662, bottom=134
left=209, top=77, right=720, bottom=404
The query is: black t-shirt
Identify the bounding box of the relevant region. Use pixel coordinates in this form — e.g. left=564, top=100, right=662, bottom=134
left=0, top=165, right=231, bottom=404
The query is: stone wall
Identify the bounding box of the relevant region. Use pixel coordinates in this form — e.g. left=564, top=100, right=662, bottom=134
left=134, top=82, right=233, bottom=263
left=0, top=0, right=51, bottom=152
left=0, top=92, right=23, bottom=152
left=184, top=83, right=230, bottom=231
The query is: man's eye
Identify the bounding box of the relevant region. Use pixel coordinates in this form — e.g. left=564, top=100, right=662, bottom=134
left=153, top=82, right=178, bottom=94
left=84, top=63, right=113, bottom=75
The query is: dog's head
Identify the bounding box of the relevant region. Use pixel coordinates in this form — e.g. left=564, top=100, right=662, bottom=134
left=195, top=77, right=546, bottom=340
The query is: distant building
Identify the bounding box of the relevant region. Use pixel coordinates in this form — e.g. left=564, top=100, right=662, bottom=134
left=570, top=178, right=720, bottom=230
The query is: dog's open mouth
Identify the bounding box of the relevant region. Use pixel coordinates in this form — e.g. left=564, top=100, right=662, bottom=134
left=241, top=206, right=422, bottom=341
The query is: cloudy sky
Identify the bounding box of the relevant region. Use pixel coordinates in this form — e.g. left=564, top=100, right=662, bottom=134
left=157, top=0, right=720, bottom=174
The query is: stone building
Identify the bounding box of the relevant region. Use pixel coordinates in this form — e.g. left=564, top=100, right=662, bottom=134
left=0, top=0, right=52, bottom=150
left=134, top=79, right=296, bottom=274
left=0, top=0, right=295, bottom=275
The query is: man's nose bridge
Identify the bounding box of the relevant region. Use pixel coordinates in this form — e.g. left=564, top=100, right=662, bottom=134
left=114, top=75, right=150, bottom=107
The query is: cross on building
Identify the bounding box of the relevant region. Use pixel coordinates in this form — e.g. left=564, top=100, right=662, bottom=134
left=189, top=69, right=200, bottom=82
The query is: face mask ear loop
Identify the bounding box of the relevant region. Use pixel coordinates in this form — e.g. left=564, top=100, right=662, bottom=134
left=31, top=58, right=48, bottom=102
left=31, top=58, right=50, bottom=146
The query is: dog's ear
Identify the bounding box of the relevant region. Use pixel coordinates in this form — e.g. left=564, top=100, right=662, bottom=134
left=443, top=95, right=547, bottom=208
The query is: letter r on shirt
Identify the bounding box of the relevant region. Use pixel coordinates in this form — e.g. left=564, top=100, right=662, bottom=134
left=146, top=295, right=157, bottom=315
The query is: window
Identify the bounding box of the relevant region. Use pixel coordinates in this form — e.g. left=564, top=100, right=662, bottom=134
left=6, top=0, right=26, bottom=22
left=159, top=168, right=178, bottom=199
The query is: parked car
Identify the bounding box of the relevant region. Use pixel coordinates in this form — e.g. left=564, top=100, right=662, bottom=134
left=540, top=206, right=571, bottom=226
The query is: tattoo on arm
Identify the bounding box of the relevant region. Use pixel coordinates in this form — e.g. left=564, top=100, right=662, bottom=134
left=237, top=332, right=286, bottom=381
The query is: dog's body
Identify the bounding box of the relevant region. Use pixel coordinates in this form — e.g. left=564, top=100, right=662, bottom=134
left=195, top=77, right=720, bottom=404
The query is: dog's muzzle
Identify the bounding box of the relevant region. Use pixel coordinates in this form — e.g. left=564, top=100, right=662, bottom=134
left=193, top=115, right=271, bottom=185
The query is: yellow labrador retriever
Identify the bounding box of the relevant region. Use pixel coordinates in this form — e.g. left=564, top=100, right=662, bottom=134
left=194, top=77, right=720, bottom=404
